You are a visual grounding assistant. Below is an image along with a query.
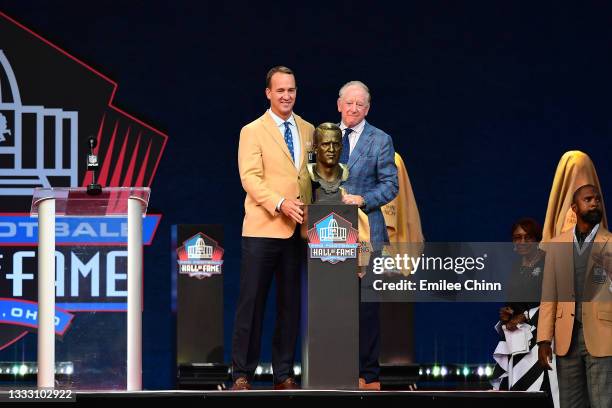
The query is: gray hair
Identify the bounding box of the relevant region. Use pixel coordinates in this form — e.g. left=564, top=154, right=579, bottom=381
left=338, top=81, right=371, bottom=104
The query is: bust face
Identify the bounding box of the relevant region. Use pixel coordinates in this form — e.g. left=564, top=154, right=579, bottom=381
left=315, top=132, right=342, bottom=169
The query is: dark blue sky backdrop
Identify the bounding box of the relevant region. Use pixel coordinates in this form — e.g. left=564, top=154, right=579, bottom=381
left=1, top=1, right=610, bottom=388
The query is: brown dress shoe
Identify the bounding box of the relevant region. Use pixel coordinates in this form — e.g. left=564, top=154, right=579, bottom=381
left=359, top=377, right=381, bottom=391
left=231, top=377, right=252, bottom=390
left=273, top=377, right=299, bottom=390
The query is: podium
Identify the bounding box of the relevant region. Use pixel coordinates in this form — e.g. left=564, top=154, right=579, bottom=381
left=31, top=187, right=150, bottom=390
left=303, top=204, right=359, bottom=389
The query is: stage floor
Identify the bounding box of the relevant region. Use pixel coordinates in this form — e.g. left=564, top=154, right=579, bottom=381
left=69, top=390, right=551, bottom=407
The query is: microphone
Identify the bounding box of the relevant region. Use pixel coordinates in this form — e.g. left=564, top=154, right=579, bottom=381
left=88, top=135, right=97, bottom=149
left=86, top=136, right=102, bottom=195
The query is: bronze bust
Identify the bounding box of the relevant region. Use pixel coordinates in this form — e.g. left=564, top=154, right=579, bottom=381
left=308, top=122, right=348, bottom=203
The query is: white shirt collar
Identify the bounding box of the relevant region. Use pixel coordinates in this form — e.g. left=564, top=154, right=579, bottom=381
left=268, top=109, right=296, bottom=129
left=573, top=223, right=600, bottom=256
left=340, top=119, right=366, bottom=135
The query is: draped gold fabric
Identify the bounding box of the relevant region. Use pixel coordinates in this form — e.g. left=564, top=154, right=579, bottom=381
left=542, top=150, right=607, bottom=242
left=382, top=153, right=424, bottom=244
left=358, top=153, right=424, bottom=271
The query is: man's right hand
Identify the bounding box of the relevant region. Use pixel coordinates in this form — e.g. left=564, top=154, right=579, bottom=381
left=538, top=342, right=553, bottom=370
left=280, top=199, right=304, bottom=224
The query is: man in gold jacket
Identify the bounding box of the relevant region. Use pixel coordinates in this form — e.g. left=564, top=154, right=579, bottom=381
left=231, top=66, right=314, bottom=391
left=538, top=184, right=612, bottom=408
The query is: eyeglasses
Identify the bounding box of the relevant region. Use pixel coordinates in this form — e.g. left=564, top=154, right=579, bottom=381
left=512, top=234, right=536, bottom=243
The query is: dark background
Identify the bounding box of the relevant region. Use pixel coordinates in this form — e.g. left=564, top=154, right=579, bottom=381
left=1, top=1, right=610, bottom=389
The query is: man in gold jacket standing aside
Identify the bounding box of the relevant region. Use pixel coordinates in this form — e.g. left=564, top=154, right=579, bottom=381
left=538, top=184, right=612, bottom=408
left=231, top=66, right=314, bottom=390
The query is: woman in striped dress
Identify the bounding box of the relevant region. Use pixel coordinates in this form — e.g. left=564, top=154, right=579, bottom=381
left=491, top=218, right=559, bottom=408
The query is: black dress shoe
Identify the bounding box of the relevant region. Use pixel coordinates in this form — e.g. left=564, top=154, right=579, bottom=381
left=230, top=377, right=252, bottom=390
left=274, top=377, right=299, bottom=390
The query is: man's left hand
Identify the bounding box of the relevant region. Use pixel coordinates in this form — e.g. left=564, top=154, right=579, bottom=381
left=342, top=194, right=364, bottom=207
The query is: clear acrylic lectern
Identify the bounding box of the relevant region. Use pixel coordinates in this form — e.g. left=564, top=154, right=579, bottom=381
left=31, top=187, right=150, bottom=391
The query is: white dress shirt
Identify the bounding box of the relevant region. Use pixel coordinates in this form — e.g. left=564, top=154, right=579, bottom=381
left=268, top=109, right=301, bottom=169
left=340, top=119, right=366, bottom=156
left=268, top=109, right=301, bottom=212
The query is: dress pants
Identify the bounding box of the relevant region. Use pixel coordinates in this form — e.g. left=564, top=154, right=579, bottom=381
left=231, top=228, right=301, bottom=384
left=359, top=300, right=381, bottom=382
left=359, top=250, right=382, bottom=383
left=556, top=323, right=612, bottom=408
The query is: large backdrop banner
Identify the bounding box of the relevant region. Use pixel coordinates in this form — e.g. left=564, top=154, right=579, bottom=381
left=0, top=11, right=167, bottom=388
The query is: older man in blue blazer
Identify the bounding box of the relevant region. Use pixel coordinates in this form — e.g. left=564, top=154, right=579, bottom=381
left=337, top=80, right=399, bottom=390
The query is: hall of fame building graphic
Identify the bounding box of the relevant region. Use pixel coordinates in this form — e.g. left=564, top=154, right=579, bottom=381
left=176, top=233, right=224, bottom=278
left=307, top=212, right=359, bottom=264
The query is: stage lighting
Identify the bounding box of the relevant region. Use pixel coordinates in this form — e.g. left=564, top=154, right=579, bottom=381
left=432, top=366, right=441, bottom=377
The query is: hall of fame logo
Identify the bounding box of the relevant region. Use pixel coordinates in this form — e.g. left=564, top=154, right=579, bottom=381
left=307, top=212, right=359, bottom=264
left=176, top=233, right=224, bottom=278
